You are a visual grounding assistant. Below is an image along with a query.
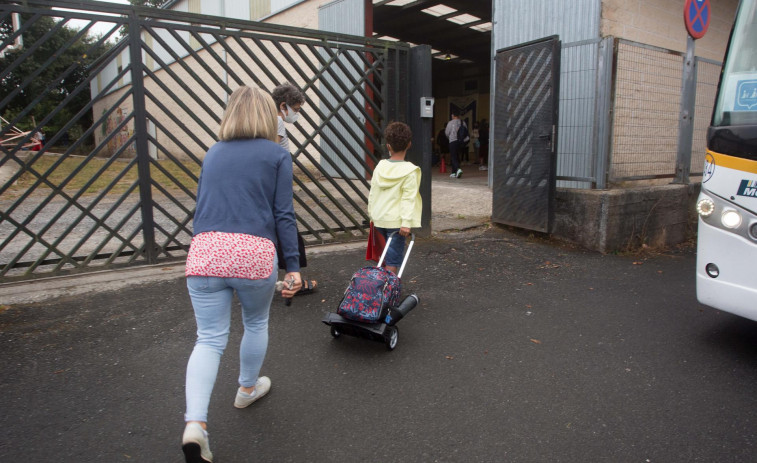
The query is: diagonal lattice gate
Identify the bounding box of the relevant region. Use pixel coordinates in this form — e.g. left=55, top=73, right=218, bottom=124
left=0, top=1, right=409, bottom=282
left=492, top=37, right=560, bottom=233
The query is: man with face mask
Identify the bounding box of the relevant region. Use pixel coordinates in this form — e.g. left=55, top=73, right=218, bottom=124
left=272, top=82, right=305, bottom=153
left=270, top=82, right=317, bottom=296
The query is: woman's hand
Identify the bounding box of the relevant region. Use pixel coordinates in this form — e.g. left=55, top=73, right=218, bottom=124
left=399, top=227, right=411, bottom=237
left=281, top=272, right=302, bottom=298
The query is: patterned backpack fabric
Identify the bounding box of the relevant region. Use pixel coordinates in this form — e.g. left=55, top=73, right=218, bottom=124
left=337, top=266, right=401, bottom=323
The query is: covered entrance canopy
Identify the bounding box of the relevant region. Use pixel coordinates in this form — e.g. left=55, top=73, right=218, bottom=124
left=371, top=0, right=493, bottom=85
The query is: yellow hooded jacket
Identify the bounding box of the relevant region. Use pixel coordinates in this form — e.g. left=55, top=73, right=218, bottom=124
left=367, top=159, right=422, bottom=229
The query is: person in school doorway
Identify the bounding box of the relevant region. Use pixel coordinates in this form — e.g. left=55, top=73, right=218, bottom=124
left=445, top=110, right=463, bottom=178
left=271, top=82, right=317, bottom=296
left=478, top=119, right=489, bottom=171
left=471, top=122, right=480, bottom=166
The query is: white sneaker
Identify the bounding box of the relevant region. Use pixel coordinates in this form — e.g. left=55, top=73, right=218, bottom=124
left=456, top=169, right=463, bottom=178
left=449, top=172, right=458, bottom=178
left=234, top=376, right=271, bottom=408
left=182, top=422, right=213, bottom=462
left=479, top=165, right=488, bottom=171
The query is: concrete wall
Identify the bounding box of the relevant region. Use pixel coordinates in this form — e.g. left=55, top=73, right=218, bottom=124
left=553, top=183, right=700, bottom=253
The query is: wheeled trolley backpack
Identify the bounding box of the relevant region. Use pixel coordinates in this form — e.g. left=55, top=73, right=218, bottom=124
left=322, top=232, right=419, bottom=350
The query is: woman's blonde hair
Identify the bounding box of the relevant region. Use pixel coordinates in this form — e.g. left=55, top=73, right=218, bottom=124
left=218, top=86, right=278, bottom=142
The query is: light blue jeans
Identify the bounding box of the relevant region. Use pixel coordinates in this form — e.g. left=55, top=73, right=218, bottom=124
left=184, top=265, right=277, bottom=422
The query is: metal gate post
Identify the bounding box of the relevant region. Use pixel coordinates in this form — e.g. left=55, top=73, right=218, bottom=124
left=593, top=37, right=614, bottom=190
left=408, top=45, right=432, bottom=237
left=128, top=12, right=158, bottom=263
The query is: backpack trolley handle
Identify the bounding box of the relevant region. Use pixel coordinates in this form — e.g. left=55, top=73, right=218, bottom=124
left=377, top=231, right=415, bottom=278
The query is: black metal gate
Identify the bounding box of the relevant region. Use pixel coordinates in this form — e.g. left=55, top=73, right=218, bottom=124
left=0, top=1, right=409, bottom=281
left=492, top=36, right=560, bottom=233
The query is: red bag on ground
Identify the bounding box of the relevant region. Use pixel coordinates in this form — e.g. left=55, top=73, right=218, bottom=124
left=365, top=222, right=386, bottom=262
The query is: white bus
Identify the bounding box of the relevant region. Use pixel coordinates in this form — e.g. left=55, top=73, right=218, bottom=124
left=696, top=0, right=757, bottom=320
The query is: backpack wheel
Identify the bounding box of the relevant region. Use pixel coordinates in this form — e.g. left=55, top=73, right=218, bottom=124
left=330, top=326, right=341, bottom=338
left=386, top=326, right=398, bottom=350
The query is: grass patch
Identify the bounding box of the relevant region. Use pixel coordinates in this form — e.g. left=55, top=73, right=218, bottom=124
left=5, top=154, right=202, bottom=199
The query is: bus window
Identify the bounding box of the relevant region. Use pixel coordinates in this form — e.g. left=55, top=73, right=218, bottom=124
left=713, top=0, right=757, bottom=126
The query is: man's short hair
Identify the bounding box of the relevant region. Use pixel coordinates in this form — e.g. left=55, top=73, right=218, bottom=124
left=385, top=121, right=412, bottom=152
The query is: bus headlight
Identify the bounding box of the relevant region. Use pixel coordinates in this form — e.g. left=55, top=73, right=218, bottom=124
left=721, top=209, right=742, bottom=229
left=696, top=198, right=715, bottom=217
left=750, top=223, right=757, bottom=240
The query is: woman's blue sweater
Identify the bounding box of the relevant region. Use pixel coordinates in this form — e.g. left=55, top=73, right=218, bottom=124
left=192, top=138, right=300, bottom=272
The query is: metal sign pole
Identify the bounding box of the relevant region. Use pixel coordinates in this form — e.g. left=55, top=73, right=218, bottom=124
left=674, top=35, right=697, bottom=184
left=676, top=0, right=709, bottom=184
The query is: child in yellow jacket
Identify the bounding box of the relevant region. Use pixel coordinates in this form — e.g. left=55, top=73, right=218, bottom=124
left=367, top=122, right=422, bottom=274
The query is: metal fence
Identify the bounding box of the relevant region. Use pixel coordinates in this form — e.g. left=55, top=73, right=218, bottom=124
left=556, top=38, right=605, bottom=190
left=0, top=0, right=409, bottom=281
left=609, top=38, right=721, bottom=183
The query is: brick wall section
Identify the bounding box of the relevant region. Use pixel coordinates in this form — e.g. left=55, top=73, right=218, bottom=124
left=603, top=0, right=735, bottom=182
left=601, top=0, right=737, bottom=62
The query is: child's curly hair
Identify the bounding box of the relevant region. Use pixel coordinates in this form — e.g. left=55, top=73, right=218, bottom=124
left=271, top=82, right=305, bottom=109
left=384, top=121, right=412, bottom=153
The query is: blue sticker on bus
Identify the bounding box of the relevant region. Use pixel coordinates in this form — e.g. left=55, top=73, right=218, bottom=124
left=735, top=80, right=757, bottom=111
left=737, top=179, right=757, bottom=198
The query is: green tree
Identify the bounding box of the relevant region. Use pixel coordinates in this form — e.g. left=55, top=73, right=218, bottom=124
left=0, top=14, right=112, bottom=143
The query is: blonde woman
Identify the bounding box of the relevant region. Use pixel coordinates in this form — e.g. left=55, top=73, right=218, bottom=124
left=181, top=86, right=302, bottom=463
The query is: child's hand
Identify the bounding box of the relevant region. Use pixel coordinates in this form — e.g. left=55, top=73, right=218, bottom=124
left=399, top=227, right=411, bottom=236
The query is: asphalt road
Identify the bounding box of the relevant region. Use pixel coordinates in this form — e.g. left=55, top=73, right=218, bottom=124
left=1, top=225, right=756, bottom=462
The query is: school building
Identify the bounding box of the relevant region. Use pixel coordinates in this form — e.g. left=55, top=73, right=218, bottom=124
left=90, top=0, right=738, bottom=251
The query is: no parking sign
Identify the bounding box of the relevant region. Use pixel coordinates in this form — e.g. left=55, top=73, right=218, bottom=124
left=684, top=0, right=710, bottom=39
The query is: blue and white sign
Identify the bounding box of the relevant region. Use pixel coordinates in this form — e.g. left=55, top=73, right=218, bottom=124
left=737, top=179, right=757, bottom=198
left=721, top=73, right=757, bottom=112
left=735, top=80, right=757, bottom=111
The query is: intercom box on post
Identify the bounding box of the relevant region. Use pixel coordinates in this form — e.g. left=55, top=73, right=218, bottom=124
left=420, top=97, right=434, bottom=118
